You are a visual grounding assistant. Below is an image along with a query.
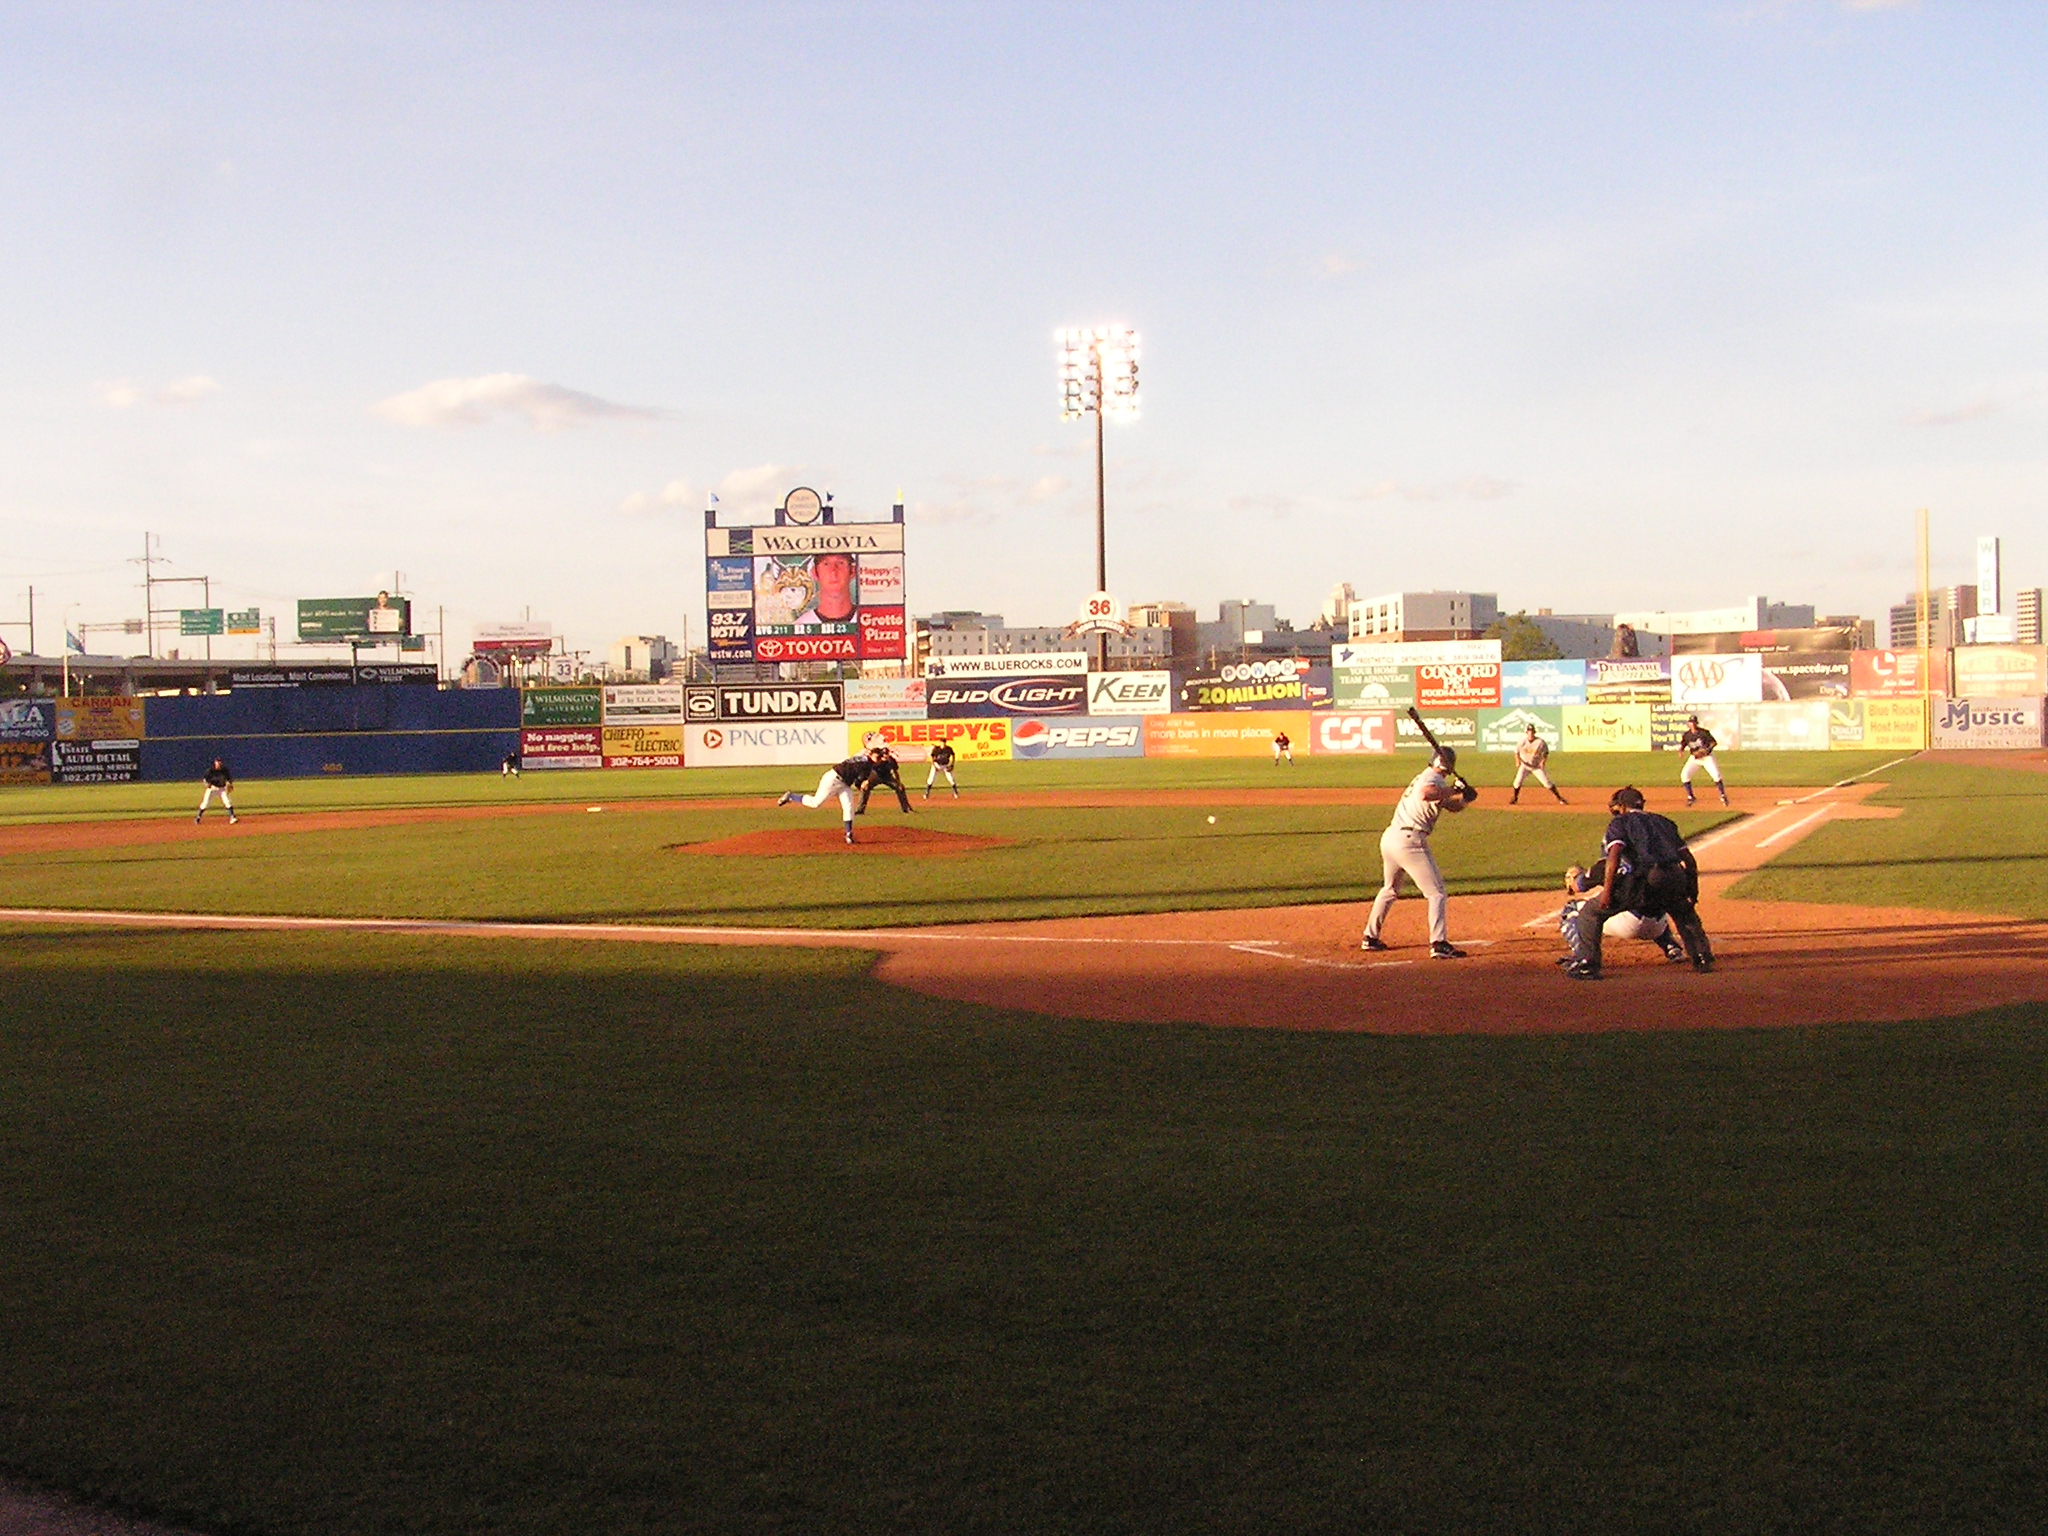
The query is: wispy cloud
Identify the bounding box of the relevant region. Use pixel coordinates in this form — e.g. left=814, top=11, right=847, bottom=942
left=1905, top=396, right=1997, bottom=427
left=101, top=375, right=220, bottom=408
left=1352, top=475, right=1519, bottom=502
left=372, top=373, right=660, bottom=430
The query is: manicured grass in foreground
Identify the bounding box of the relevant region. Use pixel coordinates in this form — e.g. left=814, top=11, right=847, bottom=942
left=4, top=927, right=2045, bottom=1534
left=1731, top=756, right=2048, bottom=919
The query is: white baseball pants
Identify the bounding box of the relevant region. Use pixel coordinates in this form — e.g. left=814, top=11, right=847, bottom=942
left=802, top=771, right=856, bottom=819
left=1681, top=754, right=1722, bottom=786
left=198, top=786, right=234, bottom=814
left=1511, top=763, right=1555, bottom=790
left=1365, top=827, right=1449, bottom=946
left=926, top=765, right=955, bottom=789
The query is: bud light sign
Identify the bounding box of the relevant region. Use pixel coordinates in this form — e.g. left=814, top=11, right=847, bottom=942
left=926, top=672, right=1088, bottom=718
left=1009, top=717, right=1145, bottom=759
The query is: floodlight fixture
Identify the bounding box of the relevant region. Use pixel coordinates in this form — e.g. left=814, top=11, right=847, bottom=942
left=1056, top=324, right=1142, bottom=671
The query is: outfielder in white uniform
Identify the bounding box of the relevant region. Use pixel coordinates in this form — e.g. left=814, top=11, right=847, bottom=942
left=1360, top=748, right=1473, bottom=959
left=1509, top=725, right=1566, bottom=805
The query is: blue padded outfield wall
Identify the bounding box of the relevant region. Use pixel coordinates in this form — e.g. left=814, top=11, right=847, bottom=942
left=140, top=685, right=520, bottom=781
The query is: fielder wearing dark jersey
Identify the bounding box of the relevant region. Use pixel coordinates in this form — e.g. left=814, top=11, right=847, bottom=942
left=196, top=758, right=238, bottom=823
left=856, top=747, right=914, bottom=815
left=1678, top=716, right=1729, bottom=806
left=1566, top=786, right=1713, bottom=977
left=777, top=750, right=887, bottom=843
left=925, top=740, right=959, bottom=798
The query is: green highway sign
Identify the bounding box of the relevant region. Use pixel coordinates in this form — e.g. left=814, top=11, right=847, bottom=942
left=179, top=608, right=225, bottom=636
left=227, top=608, right=262, bottom=635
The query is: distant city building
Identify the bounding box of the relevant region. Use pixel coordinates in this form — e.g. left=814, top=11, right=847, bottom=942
left=2017, top=588, right=2044, bottom=646
left=1525, top=610, right=1638, bottom=660
left=1821, top=614, right=1878, bottom=650
left=920, top=610, right=1171, bottom=667
left=1127, top=601, right=1199, bottom=668
left=1348, top=590, right=1500, bottom=643
left=608, top=634, right=678, bottom=680
left=1888, top=586, right=1976, bottom=649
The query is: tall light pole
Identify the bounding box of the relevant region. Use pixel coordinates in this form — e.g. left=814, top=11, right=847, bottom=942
left=1058, top=325, right=1139, bottom=671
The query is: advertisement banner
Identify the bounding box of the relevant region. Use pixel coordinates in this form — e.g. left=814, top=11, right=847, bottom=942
left=0, top=742, right=51, bottom=786
left=1144, top=713, right=1314, bottom=759
left=1651, top=703, right=1739, bottom=752
left=714, top=684, right=843, bottom=722
left=603, top=685, right=686, bottom=724
left=685, top=686, right=719, bottom=722
left=353, top=664, right=438, bottom=687
left=473, top=621, right=554, bottom=653
left=858, top=606, right=907, bottom=659
left=1415, top=660, right=1502, bottom=710
left=1311, top=711, right=1398, bottom=755
left=521, top=726, right=601, bottom=769
left=1827, top=700, right=1865, bottom=747
left=1861, top=697, right=1927, bottom=751
left=844, top=677, right=927, bottom=720
left=927, top=673, right=1087, bottom=718
left=686, top=721, right=844, bottom=767
left=704, top=519, right=910, bottom=666
left=1501, top=660, right=1587, bottom=707
left=224, top=666, right=354, bottom=689
left=1671, top=653, right=1764, bottom=705
left=855, top=719, right=1012, bottom=764
left=755, top=632, right=856, bottom=664
left=1761, top=652, right=1852, bottom=700
left=51, top=740, right=142, bottom=784
left=1931, top=697, right=2046, bottom=750
left=1952, top=646, right=2048, bottom=699
left=1333, top=660, right=1415, bottom=710
left=1585, top=658, right=1672, bottom=704
left=1561, top=704, right=1653, bottom=753
left=57, top=698, right=147, bottom=742
left=1850, top=649, right=1932, bottom=699
left=297, top=595, right=411, bottom=641
left=1395, top=711, right=1476, bottom=752
left=0, top=699, right=55, bottom=742
left=1477, top=706, right=1563, bottom=754
left=1332, top=640, right=1501, bottom=668
left=926, top=652, right=1092, bottom=678
left=706, top=603, right=754, bottom=659
left=522, top=688, right=603, bottom=727
left=1009, top=717, right=1146, bottom=760
left=1736, top=700, right=1832, bottom=750
left=600, top=725, right=686, bottom=768
left=1180, top=660, right=1314, bottom=711
left=1087, top=671, right=1172, bottom=715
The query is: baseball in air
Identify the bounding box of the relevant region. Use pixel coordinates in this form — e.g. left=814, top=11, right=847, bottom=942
left=1207, top=815, right=1216, bottom=824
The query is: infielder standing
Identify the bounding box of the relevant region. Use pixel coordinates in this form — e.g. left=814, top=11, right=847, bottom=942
left=1678, top=714, right=1729, bottom=806
left=1508, top=724, right=1566, bottom=804
left=924, top=739, right=959, bottom=799
left=1272, top=730, right=1292, bottom=765
left=1360, top=747, right=1474, bottom=959
left=777, top=747, right=889, bottom=844
left=196, top=757, right=238, bottom=824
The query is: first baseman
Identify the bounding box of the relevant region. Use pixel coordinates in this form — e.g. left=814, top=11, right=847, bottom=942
left=1360, top=747, right=1474, bottom=959
left=1678, top=714, right=1729, bottom=806
left=924, top=739, right=959, bottom=798
left=1508, top=724, right=1566, bottom=804
left=196, top=758, right=238, bottom=824
left=777, top=747, right=890, bottom=844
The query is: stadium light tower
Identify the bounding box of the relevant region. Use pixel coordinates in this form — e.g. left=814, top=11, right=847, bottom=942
left=1058, top=325, right=1140, bottom=671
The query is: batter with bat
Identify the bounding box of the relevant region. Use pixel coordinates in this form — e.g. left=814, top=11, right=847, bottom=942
left=1360, top=710, right=1478, bottom=959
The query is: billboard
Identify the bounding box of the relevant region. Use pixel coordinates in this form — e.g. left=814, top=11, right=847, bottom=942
left=705, top=515, right=909, bottom=665
left=844, top=677, right=927, bottom=720
left=1860, top=697, right=1928, bottom=750
left=855, top=718, right=1013, bottom=764
left=474, top=622, right=553, bottom=655
left=686, top=720, right=844, bottom=767
left=926, top=652, right=1092, bottom=678
left=1415, top=660, right=1501, bottom=710
left=51, top=740, right=142, bottom=784
left=1501, top=660, right=1587, bottom=707
left=1394, top=711, right=1476, bottom=752
left=0, top=699, right=54, bottom=742
left=927, top=673, right=1087, bottom=718
left=1671, top=653, right=1763, bottom=705
left=298, top=595, right=412, bottom=642
left=1585, top=658, right=1671, bottom=705
left=1332, top=659, right=1414, bottom=710
left=520, top=726, right=601, bottom=769
left=1932, top=698, right=2045, bottom=750
left=1952, top=645, right=2047, bottom=699
left=1561, top=704, right=1652, bottom=753
left=522, top=688, right=603, bottom=727
left=1311, top=711, right=1398, bottom=755
left=1009, top=717, right=1146, bottom=760
left=1180, top=660, right=1315, bottom=711
left=57, top=698, right=146, bottom=741
left=0, top=742, right=51, bottom=785
left=1651, top=703, right=1739, bottom=752
left=1849, top=649, right=1932, bottom=698
left=713, top=684, right=843, bottom=722
left=600, top=725, right=686, bottom=768
left=1087, top=671, right=1172, bottom=715
left=1737, top=700, right=1831, bottom=750
left=602, top=685, right=686, bottom=724
left=1331, top=640, right=1500, bottom=668
left=1761, top=653, right=1852, bottom=700
left=1477, top=706, right=1562, bottom=754
left=1144, top=713, right=1313, bottom=758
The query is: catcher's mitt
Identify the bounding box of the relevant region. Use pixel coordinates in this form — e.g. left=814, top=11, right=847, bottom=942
left=1565, top=864, right=1586, bottom=892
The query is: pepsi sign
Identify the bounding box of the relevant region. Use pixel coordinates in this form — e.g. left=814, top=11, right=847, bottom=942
left=1009, top=717, right=1145, bottom=760
left=927, top=672, right=1088, bottom=718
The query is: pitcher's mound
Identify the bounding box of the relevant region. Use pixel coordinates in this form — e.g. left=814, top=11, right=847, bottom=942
left=677, top=824, right=1011, bottom=857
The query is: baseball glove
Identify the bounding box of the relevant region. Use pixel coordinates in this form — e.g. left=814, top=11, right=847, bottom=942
left=1566, top=864, right=1586, bottom=892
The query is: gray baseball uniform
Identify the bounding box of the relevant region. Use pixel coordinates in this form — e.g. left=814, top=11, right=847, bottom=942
left=1363, top=765, right=1455, bottom=947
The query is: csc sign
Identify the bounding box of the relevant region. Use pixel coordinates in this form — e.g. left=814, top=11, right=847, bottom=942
left=1313, top=711, right=1396, bottom=755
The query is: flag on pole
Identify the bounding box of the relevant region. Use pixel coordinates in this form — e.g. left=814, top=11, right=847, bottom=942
left=66, top=630, right=84, bottom=653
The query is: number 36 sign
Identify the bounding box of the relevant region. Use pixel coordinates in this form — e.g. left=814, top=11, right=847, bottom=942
left=1075, top=591, right=1128, bottom=635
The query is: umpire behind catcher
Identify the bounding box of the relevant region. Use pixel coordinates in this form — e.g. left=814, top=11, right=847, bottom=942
left=1566, top=786, right=1714, bottom=978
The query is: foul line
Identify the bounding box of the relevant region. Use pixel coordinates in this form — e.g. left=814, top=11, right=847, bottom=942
left=1756, top=807, right=1831, bottom=848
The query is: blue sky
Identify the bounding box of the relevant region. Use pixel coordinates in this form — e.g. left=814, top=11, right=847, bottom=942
left=3, top=1, right=2043, bottom=660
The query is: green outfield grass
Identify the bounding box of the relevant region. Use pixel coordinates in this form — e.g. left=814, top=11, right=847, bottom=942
left=1731, top=755, right=2048, bottom=919
left=0, top=749, right=1900, bottom=825
left=4, top=927, right=2045, bottom=1534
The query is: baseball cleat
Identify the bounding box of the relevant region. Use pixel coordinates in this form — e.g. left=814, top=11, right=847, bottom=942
left=194, top=814, right=203, bottom=823
left=1659, top=939, right=1688, bottom=963
left=1564, top=961, right=1600, bottom=981
left=1692, top=956, right=1715, bottom=973
left=229, top=815, right=239, bottom=824
left=1360, top=935, right=1390, bottom=952
left=776, top=791, right=798, bottom=806
left=1429, top=942, right=1467, bottom=960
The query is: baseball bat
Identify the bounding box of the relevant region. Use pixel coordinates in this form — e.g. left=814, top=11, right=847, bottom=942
left=1406, top=707, right=1478, bottom=801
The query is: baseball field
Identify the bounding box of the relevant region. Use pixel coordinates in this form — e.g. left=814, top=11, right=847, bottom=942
left=4, top=749, right=2047, bottom=1532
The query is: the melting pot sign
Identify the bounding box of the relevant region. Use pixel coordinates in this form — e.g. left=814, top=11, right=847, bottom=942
left=926, top=674, right=1087, bottom=717
left=1010, top=718, right=1145, bottom=759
